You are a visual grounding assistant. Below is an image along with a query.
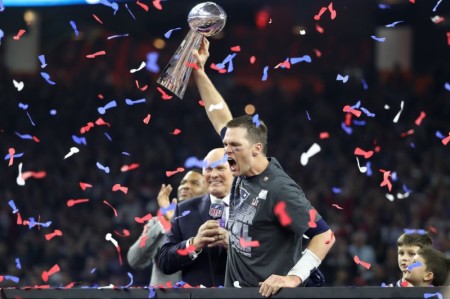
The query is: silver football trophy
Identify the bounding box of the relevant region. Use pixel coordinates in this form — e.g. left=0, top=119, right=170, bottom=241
left=156, top=2, right=227, bottom=99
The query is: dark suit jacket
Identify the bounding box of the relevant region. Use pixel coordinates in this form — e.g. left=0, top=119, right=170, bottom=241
left=157, top=194, right=227, bottom=287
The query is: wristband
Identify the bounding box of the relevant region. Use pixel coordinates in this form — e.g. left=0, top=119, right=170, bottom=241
left=287, top=249, right=321, bottom=283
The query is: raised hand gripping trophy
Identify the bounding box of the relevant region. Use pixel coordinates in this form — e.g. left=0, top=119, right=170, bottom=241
left=156, top=2, right=227, bottom=99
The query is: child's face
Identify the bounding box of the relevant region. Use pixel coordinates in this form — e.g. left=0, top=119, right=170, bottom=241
left=403, top=254, right=432, bottom=287
left=398, top=245, right=421, bottom=273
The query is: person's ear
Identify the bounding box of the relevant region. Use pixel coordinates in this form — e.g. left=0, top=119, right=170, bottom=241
left=424, top=271, right=434, bottom=284
left=252, top=143, right=262, bottom=156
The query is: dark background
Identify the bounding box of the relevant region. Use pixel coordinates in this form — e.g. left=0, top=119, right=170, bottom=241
left=0, top=0, right=449, bottom=287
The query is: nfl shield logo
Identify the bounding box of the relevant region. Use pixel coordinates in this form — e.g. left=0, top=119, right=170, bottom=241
left=209, top=202, right=224, bottom=219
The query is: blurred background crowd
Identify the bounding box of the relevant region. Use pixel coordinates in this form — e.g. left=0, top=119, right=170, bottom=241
left=0, top=0, right=449, bottom=287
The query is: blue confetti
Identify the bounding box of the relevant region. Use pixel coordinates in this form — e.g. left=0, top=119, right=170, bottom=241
left=351, top=100, right=361, bottom=109
left=146, top=52, right=160, bottom=73
left=403, top=184, right=412, bottom=193
left=90, top=267, right=97, bottom=274
left=38, top=54, right=47, bottom=68
left=15, top=257, right=21, bottom=269
left=252, top=114, right=261, bottom=127
left=18, top=102, right=28, bottom=110
left=378, top=4, right=391, bottom=9
left=424, top=292, right=443, bottom=299
left=306, top=110, right=311, bottom=120
left=97, top=100, right=117, bottom=114
left=27, top=217, right=52, bottom=229
left=209, top=154, right=228, bottom=168
left=444, top=82, right=450, bottom=91
left=380, top=282, right=387, bottom=287
left=124, top=272, right=133, bottom=288
left=50, top=109, right=57, bottom=115
left=404, top=228, right=427, bottom=235
left=216, top=53, right=236, bottom=73
left=164, top=27, right=181, bottom=39
left=99, top=0, right=119, bottom=14
left=124, top=3, right=135, bottom=20
left=160, top=203, right=176, bottom=215
left=181, top=210, right=191, bottom=217
left=8, top=199, right=19, bottom=213
left=366, top=161, right=372, bottom=176
left=96, top=162, right=110, bottom=173
left=332, top=187, right=341, bottom=194
left=69, top=20, right=78, bottom=37
left=40, top=72, right=56, bottom=85
left=433, top=0, right=443, bottom=12
left=72, top=135, right=87, bottom=145
left=353, top=120, right=366, bottom=126
left=262, top=66, right=269, bottom=81
left=0, top=29, right=4, bottom=45
left=148, top=287, right=156, bottom=298
left=4, top=275, right=19, bottom=283
left=371, top=35, right=386, bottom=42
left=385, top=21, right=403, bottom=28
left=4, top=152, right=24, bottom=160
left=15, top=132, right=33, bottom=140
left=435, top=130, right=445, bottom=139
left=122, top=152, right=131, bottom=156
left=360, top=107, right=376, bottom=117
left=341, top=122, right=352, bottom=135
left=290, top=55, right=312, bottom=64
left=104, top=132, right=112, bottom=142
left=361, top=79, right=368, bottom=90
left=125, top=98, right=146, bottom=106
left=184, top=156, right=206, bottom=169
left=407, top=261, right=421, bottom=271
left=336, top=74, right=349, bottom=83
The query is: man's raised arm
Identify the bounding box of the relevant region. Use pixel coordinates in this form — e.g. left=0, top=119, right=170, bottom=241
left=192, top=37, right=232, bottom=134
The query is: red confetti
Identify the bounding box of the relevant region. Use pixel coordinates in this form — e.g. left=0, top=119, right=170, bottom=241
left=86, top=51, right=106, bottom=58
left=275, top=59, right=291, bottom=69
left=274, top=201, right=292, bottom=226
left=230, top=45, right=241, bottom=52
left=166, top=167, right=184, bottom=177
left=152, top=0, right=162, bottom=10
left=65, top=282, right=76, bottom=288
left=343, top=105, right=362, bottom=117
left=114, top=229, right=130, bottom=237
left=135, top=213, right=153, bottom=224
left=171, top=128, right=182, bottom=135
left=143, top=114, right=151, bottom=124
left=331, top=204, right=343, bottom=210
left=17, top=212, right=22, bottom=225
left=313, top=49, right=322, bottom=57
left=42, top=264, right=60, bottom=282
left=157, top=86, right=173, bottom=100
left=198, top=100, right=205, bottom=107
left=139, top=235, right=148, bottom=248
left=186, top=62, right=199, bottom=70
left=353, top=255, right=371, bottom=269
left=103, top=200, right=118, bottom=217
left=67, top=199, right=90, bottom=207
left=325, top=231, right=335, bottom=245
left=328, top=2, right=337, bottom=20
left=400, top=129, right=415, bottom=137
left=308, top=209, right=317, bottom=228
left=13, top=29, right=26, bottom=40
left=176, top=244, right=197, bottom=256
left=250, top=56, right=256, bottom=64
left=319, top=132, right=330, bottom=139
left=112, top=184, right=128, bottom=194
left=21, top=171, right=47, bottom=181
left=92, top=14, right=103, bottom=24
left=136, top=0, right=149, bottom=11
left=210, top=63, right=227, bottom=74
left=239, top=237, right=260, bottom=248
left=32, top=136, right=40, bottom=142
left=400, top=280, right=410, bottom=287
left=135, top=80, right=148, bottom=91
left=79, top=182, right=93, bottom=190
left=157, top=210, right=171, bottom=231
left=80, top=122, right=95, bottom=134
left=121, top=163, right=140, bottom=172
left=354, top=147, right=374, bottom=159
left=313, top=7, right=327, bottom=20
left=45, top=230, right=63, bottom=241
left=379, top=169, right=392, bottom=192
left=414, top=111, right=426, bottom=126
left=442, top=133, right=450, bottom=145
left=447, top=32, right=450, bottom=46
left=95, top=118, right=111, bottom=127
left=8, top=147, right=15, bottom=166
left=315, top=23, right=324, bottom=34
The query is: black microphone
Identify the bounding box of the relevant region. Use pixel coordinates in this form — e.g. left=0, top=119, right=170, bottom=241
left=209, top=201, right=224, bottom=220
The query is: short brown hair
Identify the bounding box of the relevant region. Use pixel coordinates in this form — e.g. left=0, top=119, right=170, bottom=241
left=227, top=115, right=268, bottom=155
left=397, top=232, right=432, bottom=248
left=416, top=247, right=450, bottom=286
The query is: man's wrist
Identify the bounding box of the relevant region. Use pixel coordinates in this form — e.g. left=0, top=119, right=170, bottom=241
left=287, top=275, right=302, bottom=286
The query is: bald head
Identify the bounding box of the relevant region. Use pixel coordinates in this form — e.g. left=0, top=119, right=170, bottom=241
left=203, top=148, right=233, bottom=198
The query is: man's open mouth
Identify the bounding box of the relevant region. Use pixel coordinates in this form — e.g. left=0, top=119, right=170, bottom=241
left=228, top=157, right=237, bottom=171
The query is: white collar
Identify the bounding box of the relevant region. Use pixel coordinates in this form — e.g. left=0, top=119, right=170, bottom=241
left=210, top=194, right=230, bottom=206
